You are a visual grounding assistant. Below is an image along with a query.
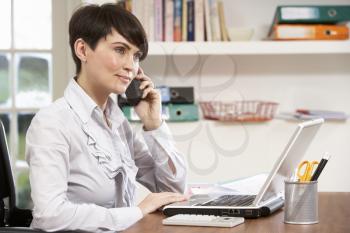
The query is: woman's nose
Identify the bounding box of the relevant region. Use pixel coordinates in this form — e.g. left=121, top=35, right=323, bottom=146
left=124, top=55, right=133, bottom=68
left=123, top=54, right=135, bottom=69
left=124, top=56, right=139, bottom=76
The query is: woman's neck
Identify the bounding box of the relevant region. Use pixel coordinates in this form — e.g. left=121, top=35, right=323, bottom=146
left=75, top=75, right=108, bottom=111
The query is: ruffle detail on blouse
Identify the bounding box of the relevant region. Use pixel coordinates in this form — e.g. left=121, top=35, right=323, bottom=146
left=82, top=123, right=138, bottom=206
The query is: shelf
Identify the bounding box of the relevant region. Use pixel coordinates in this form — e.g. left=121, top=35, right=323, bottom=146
left=148, top=41, right=350, bottom=55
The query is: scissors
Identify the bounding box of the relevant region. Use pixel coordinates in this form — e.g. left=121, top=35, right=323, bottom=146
left=297, top=160, right=319, bottom=182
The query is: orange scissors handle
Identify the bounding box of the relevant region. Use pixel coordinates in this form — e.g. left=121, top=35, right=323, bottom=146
left=297, top=161, right=309, bottom=181
left=297, top=160, right=319, bottom=182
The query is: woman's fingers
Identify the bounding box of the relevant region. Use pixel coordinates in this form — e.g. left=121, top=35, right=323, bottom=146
left=139, top=77, right=153, bottom=87
left=138, top=192, right=188, bottom=216
left=168, top=194, right=188, bottom=203
left=159, top=192, right=188, bottom=206
left=134, top=71, right=154, bottom=98
left=141, top=86, right=156, bottom=99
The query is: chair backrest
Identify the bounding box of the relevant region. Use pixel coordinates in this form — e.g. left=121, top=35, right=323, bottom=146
left=0, top=120, right=16, bottom=224
left=0, top=120, right=33, bottom=227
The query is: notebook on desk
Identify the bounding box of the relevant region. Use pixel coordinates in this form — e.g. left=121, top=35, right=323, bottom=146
left=163, top=118, right=324, bottom=218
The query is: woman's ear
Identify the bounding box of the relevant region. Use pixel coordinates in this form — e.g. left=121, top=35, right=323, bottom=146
left=74, top=38, right=88, bottom=63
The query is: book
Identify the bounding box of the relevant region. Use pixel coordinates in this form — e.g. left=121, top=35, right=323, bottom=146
left=209, top=0, right=221, bottom=41
left=182, top=0, right=188, bottom=41
left=164, top=0, right=174, bottom=41
left=144, top=0, right=155, bottom=41
left=271, top=5, right=350, bottom=24
left=203, top=0, right=212, bottom=41
left=154, top=0, right=163, bottom=41
left=270, top=24, right=349, bottom=40
left=174, top=0, right=182, bottom=41
left=217, top=0, right=229, bottom=41
left=187, top=0, right=195, bottom=41
left=194, top=0, right=205, bottom=41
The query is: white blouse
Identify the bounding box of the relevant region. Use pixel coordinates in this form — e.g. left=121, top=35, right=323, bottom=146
left=25, top=79, right=187, bottom=232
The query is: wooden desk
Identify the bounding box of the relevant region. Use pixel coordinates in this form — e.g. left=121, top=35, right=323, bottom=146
left=124, top=193, right=350, bottom=233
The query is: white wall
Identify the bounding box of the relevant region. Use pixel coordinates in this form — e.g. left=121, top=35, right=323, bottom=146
left=61, top=0, right=350, bottom=200
left=140, top=53, right=350, bottom=194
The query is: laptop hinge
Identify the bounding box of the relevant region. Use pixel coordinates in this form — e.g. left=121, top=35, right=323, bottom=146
left=258, top=192, right=284, bottom=207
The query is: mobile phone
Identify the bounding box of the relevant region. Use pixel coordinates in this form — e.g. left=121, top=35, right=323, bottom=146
left=125, top=79, right=143, bottom=106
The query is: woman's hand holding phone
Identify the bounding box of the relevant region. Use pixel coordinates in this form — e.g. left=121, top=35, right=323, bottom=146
left=132, top=67, right=162, bottom=131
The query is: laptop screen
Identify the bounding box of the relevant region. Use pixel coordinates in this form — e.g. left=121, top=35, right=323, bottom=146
left=254, top=118, right=324, bottom=205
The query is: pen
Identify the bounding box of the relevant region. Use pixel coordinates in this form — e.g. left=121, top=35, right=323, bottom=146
left=311, top=153, right=331, bottom=181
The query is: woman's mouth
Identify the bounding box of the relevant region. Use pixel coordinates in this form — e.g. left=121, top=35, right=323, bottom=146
left=116, top=74, right=131, bottom=83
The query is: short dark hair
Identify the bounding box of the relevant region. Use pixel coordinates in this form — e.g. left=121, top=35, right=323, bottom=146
left=69, top=3, right=148, bottom=74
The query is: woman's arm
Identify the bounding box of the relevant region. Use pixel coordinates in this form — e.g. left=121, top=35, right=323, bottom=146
left=26, top=111, right=142, bottom=232
left=131, top=68, right=187, bottom=193
left=132, top=121, right=187, bottom=194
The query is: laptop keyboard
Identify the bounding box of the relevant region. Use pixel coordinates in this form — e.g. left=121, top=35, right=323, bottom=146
left=201, top=195, right=256, bottom=207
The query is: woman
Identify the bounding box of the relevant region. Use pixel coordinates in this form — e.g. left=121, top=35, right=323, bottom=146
left=25, top=3, right=187, bottom=232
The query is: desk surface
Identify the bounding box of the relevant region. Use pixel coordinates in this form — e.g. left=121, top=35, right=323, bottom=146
left=123, top=192, right=350, bottom=233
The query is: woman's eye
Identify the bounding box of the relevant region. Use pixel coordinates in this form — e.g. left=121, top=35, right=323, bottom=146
left=115, top=47, right=126, bottom=54
left=133, top=52, right=142, bottom=61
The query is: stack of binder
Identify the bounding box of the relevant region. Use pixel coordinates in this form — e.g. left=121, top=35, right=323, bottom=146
left=120, top=86, right=199, bottom=122
left=268, top=5, right=350, bottom=40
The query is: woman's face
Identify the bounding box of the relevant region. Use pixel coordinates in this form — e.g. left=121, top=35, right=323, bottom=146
left=84, top=28, right=143, bottom=95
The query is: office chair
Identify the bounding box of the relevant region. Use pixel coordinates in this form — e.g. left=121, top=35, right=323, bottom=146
left=0, top=120, right=33, bottom=228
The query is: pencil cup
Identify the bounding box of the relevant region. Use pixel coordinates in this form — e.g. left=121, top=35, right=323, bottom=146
left=284, top=180, right=318, bottom=224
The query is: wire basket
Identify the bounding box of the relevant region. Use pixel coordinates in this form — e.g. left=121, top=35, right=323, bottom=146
left=199, top=101, right=279, bottom=122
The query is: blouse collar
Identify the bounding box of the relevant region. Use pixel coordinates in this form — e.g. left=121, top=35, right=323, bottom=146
left=64, top=78, right=126, bottom=128
left=64, top=78, right=98, bottom=124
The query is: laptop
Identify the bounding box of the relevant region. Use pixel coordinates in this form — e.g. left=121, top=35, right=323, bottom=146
left=163, top=118, right=324, bottom=218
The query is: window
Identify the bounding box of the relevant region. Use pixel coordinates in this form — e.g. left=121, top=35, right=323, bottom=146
left=0, top=0, right=52, bottom=209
